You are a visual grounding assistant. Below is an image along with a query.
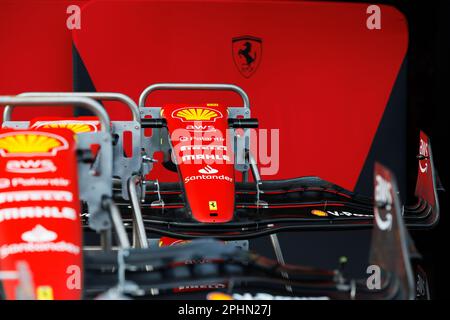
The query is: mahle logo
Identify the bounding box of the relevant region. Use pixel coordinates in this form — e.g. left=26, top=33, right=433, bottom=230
left=0, top=132, right=68, bottom=157
left=172, top=107, right=223, bottom=122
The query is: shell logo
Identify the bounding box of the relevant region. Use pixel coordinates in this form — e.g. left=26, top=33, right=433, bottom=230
left=0, top=131, right=69, bottom=157
left=32, top=120, right=98, bottom=134
left=159, top=238, right=190, bottom=247
left=207, top=292, right=233, bottom=300
left=311, top=210, right=328, bottom=217
left=172, top=107, right=223, bottom=122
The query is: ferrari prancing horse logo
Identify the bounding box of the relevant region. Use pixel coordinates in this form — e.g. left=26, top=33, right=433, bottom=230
left=209, top=201, right=218, bottom=211
left=232, top=35, right=262, bottom=78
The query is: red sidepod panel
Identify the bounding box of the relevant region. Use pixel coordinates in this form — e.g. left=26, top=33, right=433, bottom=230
left=0, top=1, right=87, bottom=121
left=72, top=0, right=408, bottom=191
left=0, top=128, right=83, bottom=300
left=162, top=104, right=235, bottom=223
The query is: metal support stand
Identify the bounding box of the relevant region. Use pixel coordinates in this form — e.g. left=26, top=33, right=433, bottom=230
left=249, top=152, right=268, bottom=208
left=106, top=199, right=131, bottom=249
left=269, top=234, right=293, bottom=293
left=128, top=176, right=149, bottom=248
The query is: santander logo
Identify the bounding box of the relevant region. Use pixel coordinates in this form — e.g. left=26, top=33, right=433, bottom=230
left=0, top=225, right=80, bottom=259
left=21, top=224, right=57, bottom=243
left=198, top=165, right=218, bottom=174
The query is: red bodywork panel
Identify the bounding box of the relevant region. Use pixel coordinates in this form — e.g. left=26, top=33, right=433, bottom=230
left=0, top=128, right=83, bottom=300
left=0, top=1, right=87, bottom=120
left=162, top=104, right=235, bottom=223
left=72, top=0, right=408, bottom=191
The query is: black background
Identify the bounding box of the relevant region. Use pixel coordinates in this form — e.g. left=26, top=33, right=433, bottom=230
left=390, top=0, right=450, bottom=300
left=251, top=0, right=450, bottom=299
left=361, top=0, right=450, bottom=299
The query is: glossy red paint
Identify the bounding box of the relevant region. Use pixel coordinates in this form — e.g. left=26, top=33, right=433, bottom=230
left=0, top=1, right=87, bottom=121
left=162, top=103, right=235, bottom=223
left=72, top=0, right=408, bottom=190
left=0, top=128, right=83, bottom=300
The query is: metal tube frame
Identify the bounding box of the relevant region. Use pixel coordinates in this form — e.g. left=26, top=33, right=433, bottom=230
left=128, top=175, right=149, bottom=248
left=0, top=96, right=114, bottom=233
left=2, top=93, right=143, bottom=200
left=138, top=83, right=250, bottom=110
left=0, top=96, right=111, bottom=131
left=105, top=199, right=131, bottom=249
left=138, top=83, right=252, bottom=174
left=4, top=92, right=140, bottom=123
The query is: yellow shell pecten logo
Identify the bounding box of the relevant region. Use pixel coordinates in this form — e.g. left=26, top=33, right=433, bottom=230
left=32, top=120, right=98, bottom=134
left=0, top=131, right=69, bottom=157
left=36, top=286, right=54, bottom=300
left=172, top=107, right=223, bottom=122
left=207, top=292, right=233, bottom=300
left=311, top=210, right=328, bottom=217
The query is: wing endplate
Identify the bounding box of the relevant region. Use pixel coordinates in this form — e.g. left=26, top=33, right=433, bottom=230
left=415, top=131, right=439, bottom=223
left=370, top=162, right=415, bottom=300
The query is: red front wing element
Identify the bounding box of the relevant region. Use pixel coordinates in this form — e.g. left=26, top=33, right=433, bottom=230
left=162, top=103, right=235, bottom=223
left=415, top=131, right=438, bottom=212
left=0, top=128, right=83, bottom=300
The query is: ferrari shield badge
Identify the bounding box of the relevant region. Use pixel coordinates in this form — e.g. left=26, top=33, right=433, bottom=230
left=232, top=35, right=262, bottom=78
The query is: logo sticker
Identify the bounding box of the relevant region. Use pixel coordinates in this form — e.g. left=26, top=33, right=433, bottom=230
left=184, top=174, right=233, bottom=184
left=418, top=138, right=429, bottom=173
left=0, top=178, right=10, bottom=189
left=0, top=224, right=80, bottom=259
left=5, top=159, right=57, bottom=174
left=32, top=120, right=99, bottom=134
left=209, top=201, right=218, bottom=211
left=36, top=286, right=54, bottom=300
left=172, top=107, right=223, bottom=122
left=198, top=165, right=218, bottom=174
left=207, top=292, right=233, bottom=300
left=232, top=35, right=263, bottom=78
left=374, top=174, right=393, bottom=231
left=21, top=224, right=57, bottom=243
left=0, top=206, right=77, bottom=223
left=311, top=210, right=328, bottom=217
left=0, top=132, right=69, bottom=157
left=0, top=190, right=73, bottom=204
left=311, top=209, right=372, bottom=218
